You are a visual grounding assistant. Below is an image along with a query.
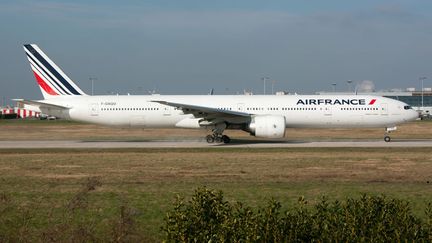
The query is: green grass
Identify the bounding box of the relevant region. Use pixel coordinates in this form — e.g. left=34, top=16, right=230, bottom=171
left=0, top=148, right=431, bottom=241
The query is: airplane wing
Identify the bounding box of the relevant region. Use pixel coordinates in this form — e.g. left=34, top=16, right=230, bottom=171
left=12, top=99, right=69, bottom=110
left=151, top=100, right=251, bottom=124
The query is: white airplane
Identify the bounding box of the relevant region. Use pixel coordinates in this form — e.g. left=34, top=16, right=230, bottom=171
left=16, top=44, right=419, bottom=143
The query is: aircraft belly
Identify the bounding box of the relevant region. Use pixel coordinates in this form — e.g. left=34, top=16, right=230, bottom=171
left=285, top=112, right=331, bottom=127
left=136, top=114, right=185, bottom=128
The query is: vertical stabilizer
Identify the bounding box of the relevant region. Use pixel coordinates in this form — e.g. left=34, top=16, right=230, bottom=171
left=23, top=44, right=87, bottom=99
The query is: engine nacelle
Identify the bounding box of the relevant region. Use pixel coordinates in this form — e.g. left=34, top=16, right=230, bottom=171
left=248, top=115, right=286, bottom=138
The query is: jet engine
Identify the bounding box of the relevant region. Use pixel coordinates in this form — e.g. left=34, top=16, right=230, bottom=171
left=248, top=115, right=286, bottom=138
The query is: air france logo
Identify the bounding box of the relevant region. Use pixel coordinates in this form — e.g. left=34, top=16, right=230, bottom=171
left=297, top=99, right=377, bottom=105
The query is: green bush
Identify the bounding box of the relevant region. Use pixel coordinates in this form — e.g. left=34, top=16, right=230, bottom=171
left=163, top=187, right=432, bottom=242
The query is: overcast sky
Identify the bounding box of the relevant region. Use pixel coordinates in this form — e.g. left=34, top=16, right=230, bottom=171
left=1, top=0, right=432, bottom=101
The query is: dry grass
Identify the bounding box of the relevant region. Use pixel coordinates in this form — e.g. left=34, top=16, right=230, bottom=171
left=0, top=120, right=207, bottom=141
left=1, top=120, right=432, bottom=141
left=3, top=148, right=431, bottom=186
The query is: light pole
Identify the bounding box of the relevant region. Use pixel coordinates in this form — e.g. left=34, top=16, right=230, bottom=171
left=420, top=77, right=427, bottom=109
left=271, top=80, right=276, bottom=94
left=89, top=76, right=97, bottom=96
left=332, top=83, right=337, bottom=92
left=262, top=77, right=269, bottom=95
left=347, top=80, right=353, bottom=93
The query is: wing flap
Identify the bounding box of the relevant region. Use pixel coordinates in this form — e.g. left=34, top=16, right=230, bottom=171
left=151, top=100, right=251, bottom=124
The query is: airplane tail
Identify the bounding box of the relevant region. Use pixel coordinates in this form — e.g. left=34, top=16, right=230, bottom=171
left=23, top=44, right=87, bottom=99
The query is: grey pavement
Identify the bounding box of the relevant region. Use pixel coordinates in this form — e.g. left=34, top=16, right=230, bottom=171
left=1, top=139, right=432, bottom=148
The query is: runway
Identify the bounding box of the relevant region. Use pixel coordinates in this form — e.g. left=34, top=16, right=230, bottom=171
left=1, top=139, right=432, bottom=148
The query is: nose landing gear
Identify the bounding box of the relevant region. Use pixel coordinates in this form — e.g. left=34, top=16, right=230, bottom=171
left=384, top=126, right=397, bottom=142
left=384, top=135, right=391, bottom=142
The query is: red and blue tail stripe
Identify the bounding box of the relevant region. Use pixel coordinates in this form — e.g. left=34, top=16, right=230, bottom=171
left=25, top=50, right=65, bottom=95
left=23, top=44, right=86, bottom=99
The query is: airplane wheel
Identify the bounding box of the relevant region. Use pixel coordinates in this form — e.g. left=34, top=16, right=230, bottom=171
left=222, top=135, right=231, bottom=144
left=214, top=136, right=223, bottom=143
left=206, top=135, right=215, bottom=143
left=384, top=136, right=391, bottom=142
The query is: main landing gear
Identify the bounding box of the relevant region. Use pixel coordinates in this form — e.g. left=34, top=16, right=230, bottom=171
left=206, top=134, right=231, bottom=144
left=384, top=126, right=397, bottom=142
left=206, top=122, right=231, bottom=144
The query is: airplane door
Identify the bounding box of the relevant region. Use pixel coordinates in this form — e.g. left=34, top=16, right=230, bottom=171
left=237, top=103, right=245, bottom=112
left=89, top=103, right=99, bottom=116
left=380, top=103, right=388, bottom=115
left=322, top=106, right=332, bottom=125
left=163, top=106, right=171, bottom=116
left=324, top=106, right=332, bottom=116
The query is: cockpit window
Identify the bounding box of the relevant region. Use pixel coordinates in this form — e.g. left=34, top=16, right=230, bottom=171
left=404, top=105, right=412, bottom=110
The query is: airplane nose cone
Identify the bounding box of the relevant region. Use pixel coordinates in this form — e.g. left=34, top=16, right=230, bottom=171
left=411, top=110, right=420, bottom=121
left=403, top=110, right=419, bottom=122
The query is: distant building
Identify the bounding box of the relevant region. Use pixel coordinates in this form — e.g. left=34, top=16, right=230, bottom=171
left=1, top=107, right=15, bottom=118
left=1, top=106, right=41, bottom=119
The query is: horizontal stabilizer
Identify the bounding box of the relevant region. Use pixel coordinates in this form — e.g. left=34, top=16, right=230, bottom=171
left=13, top=99, right=70, bottom=110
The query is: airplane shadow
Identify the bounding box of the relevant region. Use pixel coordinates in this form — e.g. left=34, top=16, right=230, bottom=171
left=78, top=138, right=431, bottom=146
left=213, top=139, right=309, bottom=146
left=80, top=138, right=311, bottom=145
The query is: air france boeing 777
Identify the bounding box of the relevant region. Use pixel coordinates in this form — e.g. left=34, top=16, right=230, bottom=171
left=16, top=44, right=419, bottom=143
